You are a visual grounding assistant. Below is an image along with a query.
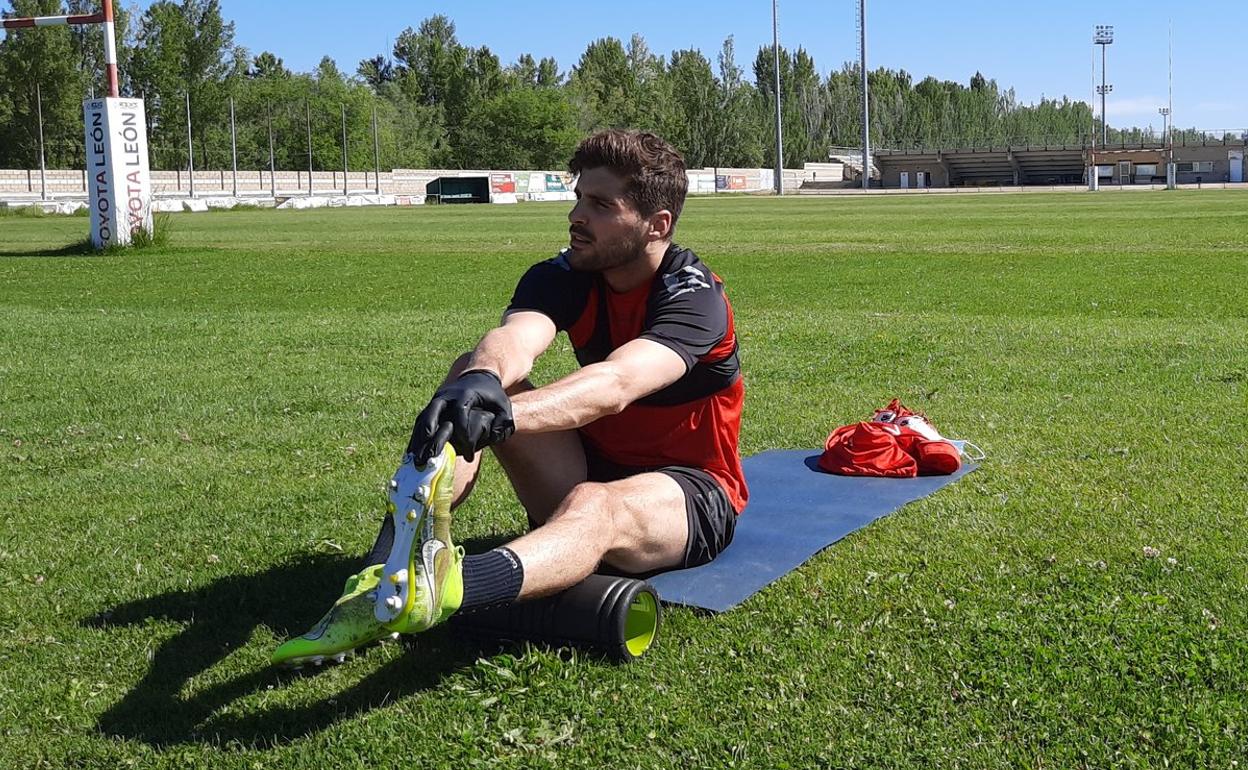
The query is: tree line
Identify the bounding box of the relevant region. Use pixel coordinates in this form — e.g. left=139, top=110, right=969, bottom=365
left=0, top=0, right=1201, bottom=173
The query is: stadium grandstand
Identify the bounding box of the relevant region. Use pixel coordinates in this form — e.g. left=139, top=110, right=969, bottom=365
left=870, top=137, right=1246, bottom=188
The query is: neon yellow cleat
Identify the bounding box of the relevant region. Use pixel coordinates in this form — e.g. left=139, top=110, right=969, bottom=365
left=374, top=444, right=464, bottom=634
left=271, top=564, right=395, bottom=668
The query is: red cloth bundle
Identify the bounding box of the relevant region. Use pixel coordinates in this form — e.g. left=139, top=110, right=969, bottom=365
left=818, top=400, right=962, bottom=477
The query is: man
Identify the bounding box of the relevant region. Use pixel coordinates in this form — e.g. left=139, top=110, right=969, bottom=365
left=273, top=129, right=746, bottom=666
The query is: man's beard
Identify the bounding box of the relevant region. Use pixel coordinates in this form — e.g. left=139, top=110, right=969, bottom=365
left=567, top=228, right=648, bottom=272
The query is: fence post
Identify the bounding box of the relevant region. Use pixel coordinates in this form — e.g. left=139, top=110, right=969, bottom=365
left=186, top=91, right=196, bottom=198
left=341, top=103, right=349, bottom=196
left=36, top=83, right=47, bottom=200
left=305, top=99, right=313, bottom=197
left=267, top=105, right=276, bottom=198
left=372, top=103, right=381, bottom=195
left=229, top=95, right=238, bottom=197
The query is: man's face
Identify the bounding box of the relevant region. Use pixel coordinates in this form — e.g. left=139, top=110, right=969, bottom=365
left=565, top=166, right=652, bottom=272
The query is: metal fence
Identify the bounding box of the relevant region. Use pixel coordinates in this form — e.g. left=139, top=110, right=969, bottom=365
left=4, top=88, right=452, bottom=199
left=6, top=84, right=1248, bottom=199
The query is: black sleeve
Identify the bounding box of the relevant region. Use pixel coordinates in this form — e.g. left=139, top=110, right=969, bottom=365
left=505, top=255, right=589, bottom=331
left=641, top=264, right=729, bottom=370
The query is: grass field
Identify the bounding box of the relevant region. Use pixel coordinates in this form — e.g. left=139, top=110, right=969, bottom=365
left=2, top=191, right=1246, bottom=768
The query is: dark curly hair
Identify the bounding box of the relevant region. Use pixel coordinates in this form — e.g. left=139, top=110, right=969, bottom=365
left=569, top=129, right=688, bottom=231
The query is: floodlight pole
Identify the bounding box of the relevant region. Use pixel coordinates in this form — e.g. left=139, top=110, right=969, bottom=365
left=1094, top=25, right=1114, bottom=145
left=1088, top=42, right=1097, bottom=190
left=771, top=0, right=783, bottom=195
left=1167, top=20, right=1176, bottom=190
left=1101, top=43, right=1107, bottom=144
left=1101, top=45, right=1108, bottom=146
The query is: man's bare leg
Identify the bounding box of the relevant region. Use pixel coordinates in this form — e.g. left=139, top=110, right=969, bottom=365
left=488, top=377, right=587, bottom=525
left=478, top=376, right=690, bottom=598
left=505, top=473, right=689, bottom=599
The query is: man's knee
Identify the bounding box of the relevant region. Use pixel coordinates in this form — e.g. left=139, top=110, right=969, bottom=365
left=550, top=482, right=616, bottom=533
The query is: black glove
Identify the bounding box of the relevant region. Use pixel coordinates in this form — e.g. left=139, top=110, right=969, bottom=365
left=407, top=370, right=515, bottom=464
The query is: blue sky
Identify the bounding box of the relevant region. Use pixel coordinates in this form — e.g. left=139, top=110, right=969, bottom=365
left=198, top=0, right=1243, bottom=134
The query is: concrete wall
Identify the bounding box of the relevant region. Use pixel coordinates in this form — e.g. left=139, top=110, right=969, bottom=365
left=0, top=165, right=815, bottom=199
left=0, top=167, right=574, bottom=198
left=0, top=168, right=402, bottom=197
left=0, top=168, right=90, bottom=195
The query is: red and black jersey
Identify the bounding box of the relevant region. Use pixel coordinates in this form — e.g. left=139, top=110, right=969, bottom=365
left=507, top=244, right=748, bottom=513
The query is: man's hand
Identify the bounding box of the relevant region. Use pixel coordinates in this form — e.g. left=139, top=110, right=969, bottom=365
left=407, top=370, right=515, bottom=464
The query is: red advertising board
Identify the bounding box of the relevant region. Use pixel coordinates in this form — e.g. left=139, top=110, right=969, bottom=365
left=490, top=173, right=515, bottom=193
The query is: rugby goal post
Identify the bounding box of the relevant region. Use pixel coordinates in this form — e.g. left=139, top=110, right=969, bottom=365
left=2, top=0, right=151, bottom=248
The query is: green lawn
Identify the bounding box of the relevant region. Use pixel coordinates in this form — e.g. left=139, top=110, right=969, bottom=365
left=1, top=192, right=1245, bottom=767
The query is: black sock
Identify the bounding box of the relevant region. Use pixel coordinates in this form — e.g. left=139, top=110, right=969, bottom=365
left=362, top=516, right=394, bottom=569
left=461, top=547, right=524, bottom=612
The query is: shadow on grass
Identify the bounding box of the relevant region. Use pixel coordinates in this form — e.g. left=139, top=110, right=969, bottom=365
left=81, top=535, right=519, bottom=749
left=2, top=216, right=171, bottom=257
left=0, top=239, right=97, bottom=258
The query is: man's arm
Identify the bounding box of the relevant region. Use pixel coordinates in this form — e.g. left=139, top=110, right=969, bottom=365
left=510, top=338, right=688, bottom=434
left=407, top=310, right=556, bottom=462
left=463, top=310, right=559, bottom=388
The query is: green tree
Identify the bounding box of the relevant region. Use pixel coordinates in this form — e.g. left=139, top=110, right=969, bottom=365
left=250, top=51, right=289, bottom=79
left=458, top=87, right=580, bottom=169
left=0, top=0, right=82, bottom=167
left=509, top=53, right=538, bottom=88
left=129, top=0, right=242, bottom=169
left=505, top=53, right=560, bottom=90
left=788, top=47, right=825, bottom=163
left=392, top=14, right=460, bottom=106
left=625, top=33, right=666, bottom=131
left=356, top=55, right=393, bottom=91
left=661, top=48, right=716, bottom=167
left=4, top=5, right=1128, bottom=175
left=535, top=56, right=561, bottom=88
left=714, top=36, right=763, bottom=167
left=753, top=44, right=796, bottom=166
left=568, top=37, right=634, bottom=130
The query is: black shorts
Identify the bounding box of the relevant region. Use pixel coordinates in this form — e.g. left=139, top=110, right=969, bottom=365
left=584, top=450, right=737, bottom=573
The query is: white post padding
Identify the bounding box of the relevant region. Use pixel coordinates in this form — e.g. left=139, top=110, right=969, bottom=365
left=83, top=97, right=152, bottom=248
left=102, top=20, right=118, bottom=67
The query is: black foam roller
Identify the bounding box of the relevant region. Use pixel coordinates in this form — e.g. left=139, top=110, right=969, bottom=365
left=449, top=574, right=661, bottom=662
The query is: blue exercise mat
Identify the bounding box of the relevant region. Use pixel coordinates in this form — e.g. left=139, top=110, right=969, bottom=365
left=648, top=449, right=977, bottom=612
